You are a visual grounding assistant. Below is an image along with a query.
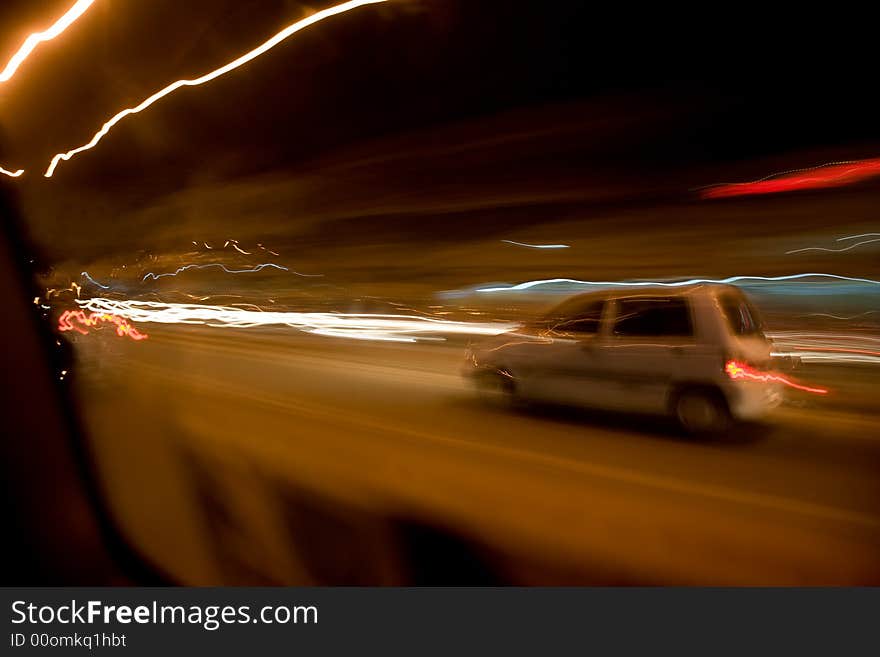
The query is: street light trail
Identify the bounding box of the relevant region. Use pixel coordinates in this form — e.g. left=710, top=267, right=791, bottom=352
left=474, top=273, right=880, bottom=293
left=43, top=0, right=387, bottom=177
left=501, top=240, right=570, bottom=249
left=0, top=0, right=96, bottom=83
left=0, top=165, right=24, bottom=178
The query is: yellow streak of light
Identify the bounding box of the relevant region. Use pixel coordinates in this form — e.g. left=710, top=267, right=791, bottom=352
left=44, top=0, right=387, bottom=178
left=0, top=165, right=24, bottom=178
left=0, top=0, right=96, bottom=83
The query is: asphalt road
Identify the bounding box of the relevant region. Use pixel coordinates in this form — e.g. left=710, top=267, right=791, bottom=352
left=71, top=325, right=880, bottom=584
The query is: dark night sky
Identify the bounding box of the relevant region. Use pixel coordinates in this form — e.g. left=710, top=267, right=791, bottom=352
left=1, top=1, right=879, bottom=282
left=2, top=1, right=878, bottom=184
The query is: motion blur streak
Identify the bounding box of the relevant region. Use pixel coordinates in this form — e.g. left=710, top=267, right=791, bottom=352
left=0, top=0, right=95, bottom=83
left=501, top=240, right=570, bottom=249
left=725, top=360, right=827, bottom=394
left=58, top=309, right=148, bottom=341
left=786, top=238, right=880, bottom=255
left=475, top=273, right=880, bottom=293
left=75, top=298, right=515, bottom=342
left=81, top=271, right=109, bottom=289
left=0, top=165, right=24, bottom=178
left=770, top=331, right=880, bottom=364
left=142, top=262, right=294, bottom=281
left=701, top=157, right=880, bottom=199
left=43, top=0, right=387, bottom=177
left=839, top=233, right=880, bottom=241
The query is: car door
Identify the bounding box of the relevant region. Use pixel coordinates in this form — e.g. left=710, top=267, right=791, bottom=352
left=591, top=294, right=698, bottom=413
left=518, top=298, right=617, bottom=408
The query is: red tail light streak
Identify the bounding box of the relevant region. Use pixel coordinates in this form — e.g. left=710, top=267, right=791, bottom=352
left=58, top=309, right=148, bottom=341
left=701, top=158, right=880, bottom=199
left=0, top=0, right=95, bottom=83
left=43, top=0, right=387, bottom=177
left=725, top=360, right=827, bottom=395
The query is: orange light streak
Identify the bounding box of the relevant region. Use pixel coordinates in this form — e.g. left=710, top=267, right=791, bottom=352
left=0, top=0, right=96, bottom=83
left=44, top=0, right=386, bottom=177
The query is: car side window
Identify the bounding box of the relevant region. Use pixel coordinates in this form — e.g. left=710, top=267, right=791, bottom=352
left=613, top=296, right=693, bottom=337
left=720, top=294, right=763, bottom=336
left=551, top=300, right=605, bottom=336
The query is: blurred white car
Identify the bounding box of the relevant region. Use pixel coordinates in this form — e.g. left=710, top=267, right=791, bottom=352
left=464, top=284, right=782, bottom=433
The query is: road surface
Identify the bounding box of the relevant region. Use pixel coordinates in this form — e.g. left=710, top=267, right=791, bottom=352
left=70, top=324, right=880, bottom=584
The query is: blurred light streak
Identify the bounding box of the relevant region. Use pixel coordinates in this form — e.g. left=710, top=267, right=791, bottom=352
left=0, top=0, right=95, bottom=83
left=46, top=282, right=82, bottom=299
left=81, top=271, right=109, bottom=289
left=769, top=330, right=880, bottom=364
left=58, top=309, right=148, bottom=340
left=0, top=165, right=24, bottom=178
left=475, top=273, right=880, bottom=293
left=501, top=240, right=570, bottom=249
left=786, top=238, right=880, bottom=255
left=725, top=360, right=828, bottom=394
left=142, top=262, right=296, bottom=281
left=75, top=298, right=515, bottom=342
left=701, top=158, right=880, bottom=199
left=838, top=233, right=880, bottom=241
left=43, top=0, right=387, bottom=177
left=801, top=311, right=878, bottom=320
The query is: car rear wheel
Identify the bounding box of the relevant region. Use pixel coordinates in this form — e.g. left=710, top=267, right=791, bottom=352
left=674, top=389, right=731, bottom=435
left=474, top=370, right=517, bottom=407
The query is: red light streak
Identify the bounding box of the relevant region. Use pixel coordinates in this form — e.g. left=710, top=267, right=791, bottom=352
left=702, top=158, right=880, bottom=199
left=58, top=309, right=148, bottom=340
left=724, top=360, right=827, bottom=395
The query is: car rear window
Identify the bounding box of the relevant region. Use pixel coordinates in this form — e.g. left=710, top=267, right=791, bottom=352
left=720, top=294, right=763, bottom=336
left=613, top=296, right=693, bottom=337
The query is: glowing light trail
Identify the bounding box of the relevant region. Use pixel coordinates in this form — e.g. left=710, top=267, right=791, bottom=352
left=75, top=298, right=516, bottom=343
left=501, top=240, right=570, bottom=249
left=701, top=158, right=880, bottom=199
left=142, top=262, right=295, bottom=281
left=0, top=165, right=24, bottom=178
left=0, top=0, right=95, bottom=83
left=474, top=273, right=880, bottom=293
left=725, top=360, right=827, bottom=395
left=58, top=309, right=148, bottom=341
left=81, top=271, right=110, bottom=289
left=43, top=0, right=387, bottom=177
left=838, top=233, right=880, bottom=241
left=786, top=237, right=880, bottom=254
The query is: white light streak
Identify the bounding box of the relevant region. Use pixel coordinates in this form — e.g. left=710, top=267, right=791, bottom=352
left=474, top=273, right=880, bottom=293
left=142, top=262, right=294, bottom=281
left=76, top=298, right=515, bottom=343
left=501, top=240, right=570, bottom=249
left=837, top=233, right=880, bottom=241
left=81, top=271, right=110, bottom=289
left=786, top=238, right=880, bottom=255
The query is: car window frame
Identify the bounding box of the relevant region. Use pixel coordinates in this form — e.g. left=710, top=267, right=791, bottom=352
left=606, top=294, right=696, bottom=341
